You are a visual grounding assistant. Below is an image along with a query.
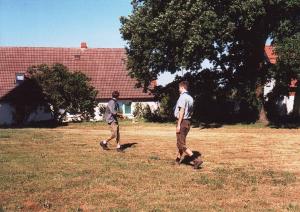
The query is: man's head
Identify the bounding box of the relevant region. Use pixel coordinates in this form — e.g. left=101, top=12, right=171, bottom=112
left=179, top=81, right=189, bottom=94
left=112, top=90, right=120, bottom=99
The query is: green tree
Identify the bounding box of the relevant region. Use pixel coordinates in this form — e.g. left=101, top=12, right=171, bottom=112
left=28, top=64, right=98, bottom=123
left=272, top=33, right=300, bottom=117
left=120, top=0, right=300, bottom=124
left=273, top=33, right=300, bottom=84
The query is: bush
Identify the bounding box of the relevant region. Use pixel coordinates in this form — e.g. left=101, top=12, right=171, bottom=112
left=142, top=105, right=162, bottom=122
left=133, top=103, right=144, bottom=119
left=132, top=103, right=165, bottom=122
left=158, top=95, right=176, bottom=121
left=98, top=105, right=106, bottom=116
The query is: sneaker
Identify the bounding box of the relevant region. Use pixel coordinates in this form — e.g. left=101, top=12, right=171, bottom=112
left=99, top=141, right=109, bottom=150
left=193, top=159, right=203, bottom=169
left=116, top=148, right=124, bottom=153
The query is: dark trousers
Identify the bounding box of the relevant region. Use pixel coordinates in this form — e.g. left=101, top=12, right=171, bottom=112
left=176, top=119, right=191, bottom=152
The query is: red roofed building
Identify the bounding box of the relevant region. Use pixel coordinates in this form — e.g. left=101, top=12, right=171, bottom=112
left=264, top=45, right=298, bottom=115
left=0, top=43, right=157, bottom=125
left=264, top=45, right=277, bottom=64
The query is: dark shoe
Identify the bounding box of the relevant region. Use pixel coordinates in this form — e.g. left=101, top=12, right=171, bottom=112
left=100, top=141, right=109, bottom=150
left=175, top=157, right=181, bottom=165
left=116, top=148, right=124, bottom=153
left=193, top=158, right=203, bottom=169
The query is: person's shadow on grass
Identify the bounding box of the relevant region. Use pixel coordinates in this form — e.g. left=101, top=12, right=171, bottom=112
left=180, top=151, right=202, bottom=167
left=121, top=142, right=138, bottom=150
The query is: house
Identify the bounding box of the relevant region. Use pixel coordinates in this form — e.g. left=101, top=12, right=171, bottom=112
left=0, top=42, right=157, bottom=125
left=264, top=45, right=298, bottom=115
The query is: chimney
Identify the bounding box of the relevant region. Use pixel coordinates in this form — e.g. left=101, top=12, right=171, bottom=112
left=80, top=42, right=87, bottom=49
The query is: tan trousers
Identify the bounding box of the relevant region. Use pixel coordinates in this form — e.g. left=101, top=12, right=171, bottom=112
left=109, top=122, right=120, bottom=143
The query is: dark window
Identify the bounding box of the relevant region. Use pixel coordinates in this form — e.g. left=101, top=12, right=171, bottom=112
left=74, top=54, right=81, bottom=60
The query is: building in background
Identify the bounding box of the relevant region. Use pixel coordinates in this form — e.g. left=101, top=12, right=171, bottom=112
left=264, top=45, right=298, bottom=115
left=0, top=43, right=157, bottom=125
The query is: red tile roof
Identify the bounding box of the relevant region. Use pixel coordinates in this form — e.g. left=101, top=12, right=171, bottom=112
left=0, top=46, right=154, bottom=100
left=264, top=45, right=298, bottom=94
left=264, top=45, right=277, bottom=64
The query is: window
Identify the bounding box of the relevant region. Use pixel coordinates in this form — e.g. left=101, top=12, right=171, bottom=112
left=16, top=73, right=25, bottom=85
left=124, top=102, right=132, bottom=114
left=74, top=54, right=81, bottom=60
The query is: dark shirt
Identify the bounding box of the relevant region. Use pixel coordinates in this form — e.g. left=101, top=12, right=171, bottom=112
left=104, top=98, right=119, bottom=124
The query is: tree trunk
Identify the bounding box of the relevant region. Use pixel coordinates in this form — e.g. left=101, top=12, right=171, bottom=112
left=255, top=64, right=269, bottom=125
left=258, top=101, right=269, bottom=124
left=243, top=34, right=270, bottom=124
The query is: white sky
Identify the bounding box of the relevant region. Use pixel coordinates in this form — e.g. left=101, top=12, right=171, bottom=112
left=157, top=59, right=213, bottom=86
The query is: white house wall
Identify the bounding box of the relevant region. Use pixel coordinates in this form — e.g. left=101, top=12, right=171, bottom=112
left=264, top=79, right=276, bottom=99
left=0, top=102, right=53, bottom=125
left=0, top=103, right=15, bottom=125
left=27, top=106, right=53, bottom=122
left=264, top=79, right=295, bottom=115
left=93, top=101, right=158, bottom=121
left=0, top=100, right=158, bottom=125
left=285, top=96, right=295, bottom=114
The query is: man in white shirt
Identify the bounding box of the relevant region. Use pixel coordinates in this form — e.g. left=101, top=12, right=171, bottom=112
left=174, top=81, right=203, bottom=169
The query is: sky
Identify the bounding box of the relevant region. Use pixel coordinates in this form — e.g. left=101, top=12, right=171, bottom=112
left=0, top=0, right=131, bottom=48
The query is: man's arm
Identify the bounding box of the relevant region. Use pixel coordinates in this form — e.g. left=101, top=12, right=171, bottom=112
left=116, top=112, right=126, bottom=119
left=176, top=107, right=185, bottom=133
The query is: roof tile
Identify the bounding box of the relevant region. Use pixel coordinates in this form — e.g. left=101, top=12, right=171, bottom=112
left=264, top=45, right=277, bottom=64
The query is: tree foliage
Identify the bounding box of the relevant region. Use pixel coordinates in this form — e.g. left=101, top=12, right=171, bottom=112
left=120, top=0, right=300, bottom=122
left=153, top=71, right=258, bottom=123
left=266, top=33, right=300, bottom=120
left=27, top=64, right=98, bottom=122
left=273, top=33, right=300, bottom=84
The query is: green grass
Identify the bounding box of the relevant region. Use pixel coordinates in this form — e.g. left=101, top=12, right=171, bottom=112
left=0, top=130, right=12, bottom=138
left=287, top=202, right=300, bottom=211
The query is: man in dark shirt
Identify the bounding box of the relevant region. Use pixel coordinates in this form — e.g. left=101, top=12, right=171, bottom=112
left=100, top=91, right=125, bottom=152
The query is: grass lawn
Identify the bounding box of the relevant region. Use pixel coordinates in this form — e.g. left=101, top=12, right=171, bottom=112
left=0, top=121, right=300, bottom=211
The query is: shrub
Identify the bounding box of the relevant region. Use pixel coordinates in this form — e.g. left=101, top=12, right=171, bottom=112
left=133, top=103, right=144, bottom=119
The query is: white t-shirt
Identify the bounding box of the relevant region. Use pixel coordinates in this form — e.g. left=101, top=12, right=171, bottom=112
left=174, top=92, right=194, bottom=119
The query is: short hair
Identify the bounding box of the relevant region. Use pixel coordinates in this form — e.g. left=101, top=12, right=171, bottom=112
left=179, top=81, right=189, bottom=90
left=112, top=90, right=120, bottom=98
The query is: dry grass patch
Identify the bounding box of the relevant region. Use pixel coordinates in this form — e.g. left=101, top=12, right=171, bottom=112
left=0, top=122, right=300, bottom=211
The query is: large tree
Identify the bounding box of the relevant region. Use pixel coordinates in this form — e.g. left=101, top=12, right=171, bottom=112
left=28, top=64, right=98, bottom=123
left=120, top=0, right=300, bottom=123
